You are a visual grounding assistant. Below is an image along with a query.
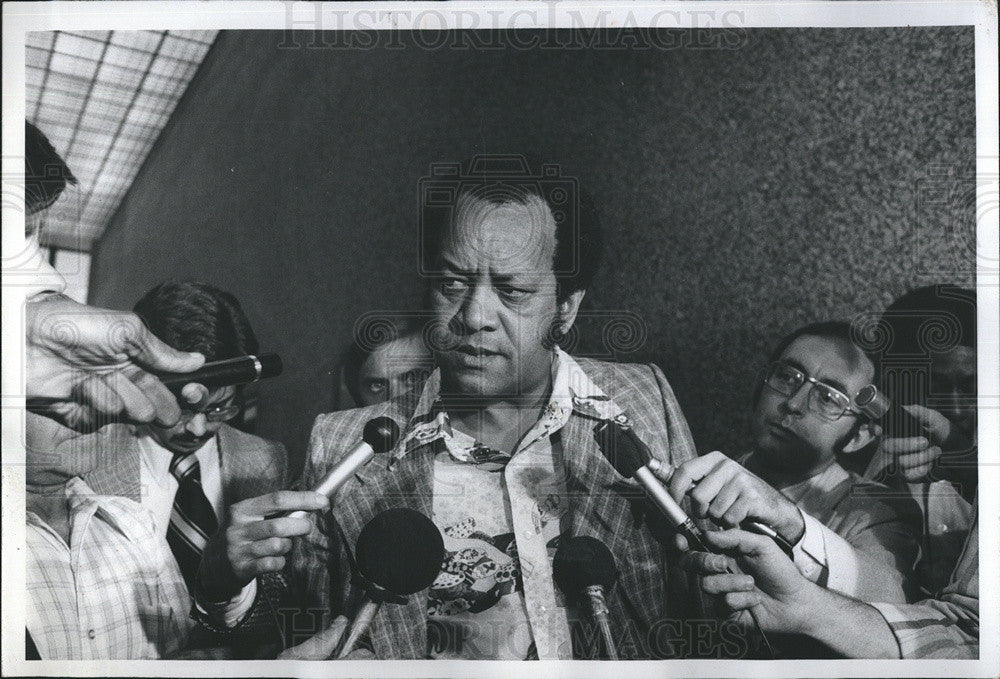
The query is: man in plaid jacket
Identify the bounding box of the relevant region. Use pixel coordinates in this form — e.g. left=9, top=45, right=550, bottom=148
left=270, top=161, right=713, bottom=659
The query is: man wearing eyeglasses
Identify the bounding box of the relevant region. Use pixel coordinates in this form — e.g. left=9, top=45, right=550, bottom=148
left=666, top=321, right=920, bottom=605
left=25, top=281, right=290, bottom=658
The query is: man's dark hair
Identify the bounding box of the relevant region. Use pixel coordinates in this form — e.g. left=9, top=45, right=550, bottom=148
left=419, top=157, right=603, bottom=303
left=133, top=281, right=259, bottom=361
left=25, top=120, right=76, bottom=216
left=876, top=285, right=976, bottom=358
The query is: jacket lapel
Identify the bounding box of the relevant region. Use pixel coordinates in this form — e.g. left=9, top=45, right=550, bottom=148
left=331, top=397, right=436, bottom=660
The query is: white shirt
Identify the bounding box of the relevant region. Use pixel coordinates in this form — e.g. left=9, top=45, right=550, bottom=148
left=135, top=432, right=256, bottom=625
left=26, top=478, right=192, bottom=659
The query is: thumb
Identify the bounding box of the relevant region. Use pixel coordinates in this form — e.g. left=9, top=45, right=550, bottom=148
left=702, top=528, right=774, bottom=559
left=126, top=321, right=205, bottom=373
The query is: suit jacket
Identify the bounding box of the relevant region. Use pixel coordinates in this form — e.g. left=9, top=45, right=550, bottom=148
left=287, top=357, right=713, bottom=659
left=73, top=422, right=288, bottom=509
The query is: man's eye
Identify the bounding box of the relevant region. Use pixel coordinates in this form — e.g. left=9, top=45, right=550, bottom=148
left=815, top=387, right=841, bottom=405
left=498, top=285, right=531, bottom=300
left=366, top=379, right=387, bottom=394
left=439, top=278, right=468, bottom=294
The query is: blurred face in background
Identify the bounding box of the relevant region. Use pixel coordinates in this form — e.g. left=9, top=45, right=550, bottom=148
left=929, top=345, right=977, bottom=442
left=145, top=386, right=238, bottom=455
left=355, top=333, right=433, bottom=406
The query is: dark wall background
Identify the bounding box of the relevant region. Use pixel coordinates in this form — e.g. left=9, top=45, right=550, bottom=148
left=90, top=27, right=976, bottom=473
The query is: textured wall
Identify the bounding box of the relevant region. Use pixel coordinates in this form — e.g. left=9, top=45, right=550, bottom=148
left=90, top=27, right=976, bottom=470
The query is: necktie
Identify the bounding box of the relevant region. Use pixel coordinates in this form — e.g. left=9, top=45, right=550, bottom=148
left=167, top=452, right=219, bottom=592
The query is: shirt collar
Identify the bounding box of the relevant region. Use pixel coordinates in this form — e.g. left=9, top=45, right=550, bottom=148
left=60, top=477, right=154, bottom=543
left=394, top=347, right=627, bottom=463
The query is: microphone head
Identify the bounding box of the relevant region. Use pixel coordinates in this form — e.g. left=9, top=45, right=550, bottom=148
left=362, top=417, right=401, bottom=455
left=257, top=353, right=283, bottom=379
left=355, top=508, right=444, bottom=595
left=553, top=535, right=619, bottom=595
left=594, top=421, right=651, bottom=477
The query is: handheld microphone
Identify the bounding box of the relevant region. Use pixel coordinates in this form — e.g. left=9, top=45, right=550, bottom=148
left=594, top=420, right=780, bottom=657
left=553, top=536, right=619, bottom=660
left=337, top=508, right=444, bottom=658
left=155, top=353, right=283, bottom=393
left=284, top=417, right=400, bottom=520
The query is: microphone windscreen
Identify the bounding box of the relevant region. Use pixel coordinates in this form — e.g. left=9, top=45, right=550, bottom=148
left=362, top=417, right=401, bottom=455
left=553, top=535, right=619, bottom=595
left=594, top=421, right=651, bottom=477
left=355, top=508, right=444, bottom=595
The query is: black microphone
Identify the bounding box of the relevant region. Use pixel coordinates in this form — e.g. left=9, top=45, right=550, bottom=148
left=285, top=417, right=400, bottom=520
left=156, top=353, right=283, bottom=393
left=553, top=536, right=619, bottom=660
left=337, top=508, right=444, bottom=658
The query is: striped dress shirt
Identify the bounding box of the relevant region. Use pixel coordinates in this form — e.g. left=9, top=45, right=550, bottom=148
left=869, top=507, right=978, bottom=658
left=25, top=477, right=192, bottom=659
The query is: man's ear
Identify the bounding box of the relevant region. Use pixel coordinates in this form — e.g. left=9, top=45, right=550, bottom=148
left=556, top=289, right=586, bottom=335
left=842, top=420, right=878, bottom=454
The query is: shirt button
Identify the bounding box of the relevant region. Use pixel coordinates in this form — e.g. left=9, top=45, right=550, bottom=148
left=938, top=523, right=948, bottom=533
left=88, top=629, right=96, bottom=639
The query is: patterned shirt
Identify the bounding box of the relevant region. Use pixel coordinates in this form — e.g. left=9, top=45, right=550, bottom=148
left=869, top=507, right=978, bottom=658
left=415, top=351, right=598, bottom=659
left=25, top=477, right=192, bottom=659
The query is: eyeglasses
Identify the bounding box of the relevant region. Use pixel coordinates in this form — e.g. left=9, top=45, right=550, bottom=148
left=763, top=362, right=863, bottom=422
left=180, top=402, right=241, bottom=423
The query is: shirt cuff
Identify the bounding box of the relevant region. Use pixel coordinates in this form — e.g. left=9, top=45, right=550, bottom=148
left=793, top=510, right=860, bottom=595
left=195, top=579, right=258, bottom=629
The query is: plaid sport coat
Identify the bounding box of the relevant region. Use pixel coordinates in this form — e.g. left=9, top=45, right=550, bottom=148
left=287, top=356, right=711, bottom=659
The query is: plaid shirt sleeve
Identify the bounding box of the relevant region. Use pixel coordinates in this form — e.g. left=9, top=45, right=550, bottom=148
left=282, top=415, right=353, bottom=647
left=869, top=512, right=978, bottom=658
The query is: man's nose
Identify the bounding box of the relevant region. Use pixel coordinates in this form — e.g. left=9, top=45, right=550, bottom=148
left=185, top=413, right=208, bottom=437
left=783, top=382, right=810, bottom=415
left=458, top=284, right=498, bottom=333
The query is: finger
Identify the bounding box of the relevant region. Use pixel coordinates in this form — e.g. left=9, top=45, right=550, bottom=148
left=75, top=374, right=125, bottom=420
left=237, top=491, right=329, bottom=517
left=673, top=534, right=690, bottom=553
left=241, top=516, right=314, bottom=540
left=180, top=382, right=211, bottom=410
left=689, top=463, right=735, bottom=518
left=253, top=556, right=286, bottom=575
left=701, top=573, right=755, bottom=596
left=882, top=436, right=930, bottom=455
left=678, top=551, right=732, bottom=575
left=126, top=367, right=184, bottom=427
left=720, top=496, right=754, bottom=529
left=902, top=404, right=950, bottom=435
left=706, top=481, right=743, bottom=525
left=104, top=369, right=158, bottom=424
left=897, top=446, right=940, bottom=470
left=278, top=615, right=349, bottom=660
left=668, top=454, right=720, bottom=503
left=124, top=317, right=205, bottom=373
left=723, top=590, right=762, bottom=611
left=247, top=537, right=293, bottom=558
left=701, top=528, right=775, bottom=559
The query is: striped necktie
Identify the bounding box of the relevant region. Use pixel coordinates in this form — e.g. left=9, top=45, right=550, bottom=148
left=167, top=452, right=219, bottom=592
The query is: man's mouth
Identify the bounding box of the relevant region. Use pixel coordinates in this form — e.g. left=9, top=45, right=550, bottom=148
left=455, top=345, right=500, bottom=357
left=767, top=419, right=799, bottom=440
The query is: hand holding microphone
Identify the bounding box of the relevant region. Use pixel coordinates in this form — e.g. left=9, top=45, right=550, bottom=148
left=553, top=536, right=619, bottom=660
left=199, top=418, right=400, bottom=602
